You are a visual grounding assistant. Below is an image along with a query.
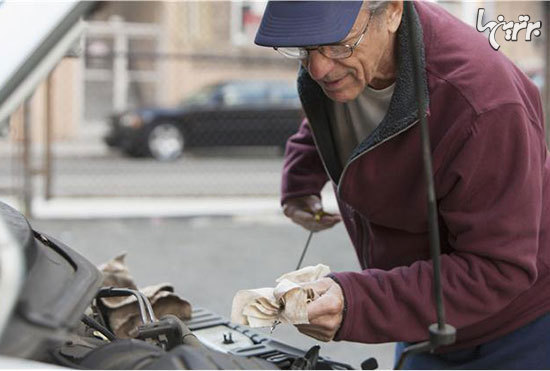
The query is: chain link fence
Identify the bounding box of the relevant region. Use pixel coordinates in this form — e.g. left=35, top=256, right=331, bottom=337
left=2, top=1, right=306, bottom=206
left=0, top=1, right=546, bottom=210
left=0, top=108, right=26, bottom=209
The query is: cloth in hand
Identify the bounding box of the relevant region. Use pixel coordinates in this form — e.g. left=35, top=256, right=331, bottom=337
left=231, top=264, right=330, bottom=327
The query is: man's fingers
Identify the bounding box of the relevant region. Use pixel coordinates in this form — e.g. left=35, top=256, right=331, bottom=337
left=291, top=209, right=318, bottom=223
left=309, top=312, right=342, bottom=333
left=293, top=279, right=344, bottom=342
left=292, top=214, right=324, bottom=232
left=290, top=210, right=327, bottom=231
left=290, top=210, right=342, bottom=231
left=302, top=195, right=322, bottom=211
left=306, top=291, right=342, bottom=321
left=304, top=198, right=323, bottom=214
left=282, top=196, right=342, bottom=231
left=300, top=278, right=332, bottom=296
left=283, top=195, right=321, bottom=216
left=318, top=213, right=342, bottom=225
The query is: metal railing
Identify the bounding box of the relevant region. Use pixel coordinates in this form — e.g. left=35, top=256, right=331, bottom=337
left=0, top=214, right=25, bottom=339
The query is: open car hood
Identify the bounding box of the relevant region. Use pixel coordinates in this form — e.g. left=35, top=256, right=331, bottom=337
left=0, top=1, right=98, bottom=124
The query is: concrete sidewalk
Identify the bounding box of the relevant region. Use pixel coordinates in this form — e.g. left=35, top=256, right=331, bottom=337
left=0, top=137, right=110, bottom=159
left=2, top=187, right=339, bottom=220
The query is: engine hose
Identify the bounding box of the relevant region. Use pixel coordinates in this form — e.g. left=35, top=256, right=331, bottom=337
left=81, top=314, right=116, bottom=341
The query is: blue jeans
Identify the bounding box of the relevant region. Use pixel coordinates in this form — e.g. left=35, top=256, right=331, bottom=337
left=394, top=313, right=550, bottom=369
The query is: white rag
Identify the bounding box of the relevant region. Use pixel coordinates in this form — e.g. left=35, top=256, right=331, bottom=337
left=231, top=264, right=330, bottom=327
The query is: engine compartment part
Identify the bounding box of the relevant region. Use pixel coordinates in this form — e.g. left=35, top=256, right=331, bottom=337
left=0, top=203, right=104, bottom=362
left=185, top=308, right=352, bottom=370
left=0, top=201, right=356, bottom=369
left=55, top=338, right=277, bottom=370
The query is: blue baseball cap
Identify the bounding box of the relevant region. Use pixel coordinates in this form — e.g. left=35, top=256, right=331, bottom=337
left=255, top=1, right=363, bottom=47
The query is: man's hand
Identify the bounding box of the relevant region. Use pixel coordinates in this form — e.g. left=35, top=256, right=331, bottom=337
left=282, top=195, right=341, bottom=232
left=295, top=277, right=345, bottom=342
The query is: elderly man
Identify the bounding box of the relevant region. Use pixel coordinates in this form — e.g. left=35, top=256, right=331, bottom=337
left=255, top=1, right=550, bottom=369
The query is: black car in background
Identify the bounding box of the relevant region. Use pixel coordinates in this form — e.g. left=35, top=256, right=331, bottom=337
left=104, top=80, right=303, bottom=160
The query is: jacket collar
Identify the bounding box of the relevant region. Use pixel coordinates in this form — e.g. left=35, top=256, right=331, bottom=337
left=297, top=2, right=429, bottom=183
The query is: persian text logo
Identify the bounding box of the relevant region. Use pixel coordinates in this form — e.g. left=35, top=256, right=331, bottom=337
left=476, top=8, right=542, bottom=51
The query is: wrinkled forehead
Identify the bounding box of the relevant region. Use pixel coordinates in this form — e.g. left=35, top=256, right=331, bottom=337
left=254, top=1, right=364, bottom=47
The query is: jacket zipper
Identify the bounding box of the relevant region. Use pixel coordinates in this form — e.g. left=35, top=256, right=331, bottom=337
left=337, top=119, right=420, bottom=269
left=355, top=211, right=370, bottom=268
left=308, top=124, right=338, bottom=186
left=308, top=118, right=420, bottom=269
left=337, top=119, right=420, bottom=197
left=308, top=118, right=420, bottom=188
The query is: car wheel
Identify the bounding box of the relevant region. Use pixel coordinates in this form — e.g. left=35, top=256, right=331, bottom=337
left=147, top=123, right=185, bottom=161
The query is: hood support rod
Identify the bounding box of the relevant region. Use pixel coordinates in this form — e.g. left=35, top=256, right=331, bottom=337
left=395, top=2, right=456, bottom=369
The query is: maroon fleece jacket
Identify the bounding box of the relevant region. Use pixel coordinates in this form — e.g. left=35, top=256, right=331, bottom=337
left=281, top=1, right=550, bottom=349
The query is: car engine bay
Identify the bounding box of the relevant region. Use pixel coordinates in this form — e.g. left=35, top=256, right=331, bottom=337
left=0, top=202, right=360, bottom=370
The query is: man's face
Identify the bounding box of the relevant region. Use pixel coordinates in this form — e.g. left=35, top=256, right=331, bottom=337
left=301, top=3, right=402, bottom=102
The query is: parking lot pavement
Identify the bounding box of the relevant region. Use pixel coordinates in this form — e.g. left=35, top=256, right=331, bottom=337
left=30, top=214, right=396, bottom=369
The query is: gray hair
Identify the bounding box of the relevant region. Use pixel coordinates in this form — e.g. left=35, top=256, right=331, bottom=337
left=363, top=1, right=390, bottom=17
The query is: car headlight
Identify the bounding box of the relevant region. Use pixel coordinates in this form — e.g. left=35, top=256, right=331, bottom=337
left=119, top=114, right=144, bottom=129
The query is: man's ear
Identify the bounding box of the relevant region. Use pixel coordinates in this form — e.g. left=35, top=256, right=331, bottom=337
left=385, top=1, right=404, bottom=33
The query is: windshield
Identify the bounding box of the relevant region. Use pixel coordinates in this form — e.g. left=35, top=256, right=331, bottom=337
left=180, top=84, right=221, bottom=107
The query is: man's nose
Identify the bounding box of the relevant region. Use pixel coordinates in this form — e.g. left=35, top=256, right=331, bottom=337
left=306, top=50, right=335, bottom=81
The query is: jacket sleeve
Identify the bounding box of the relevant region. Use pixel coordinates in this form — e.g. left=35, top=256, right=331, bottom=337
left=281, top=118, right=330, bottom=205
left=330, top=104, right=547, bottom=343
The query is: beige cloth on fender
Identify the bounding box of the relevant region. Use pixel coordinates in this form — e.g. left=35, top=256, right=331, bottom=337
left=231, top=264, right=330, bottom=327
left=98, top=253, right=192, bottom=338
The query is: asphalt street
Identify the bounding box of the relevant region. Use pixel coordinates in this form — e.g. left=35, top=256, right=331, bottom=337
left=1, top=150, right=286, bottom=197
left=30, top=214, right=396, bottom=369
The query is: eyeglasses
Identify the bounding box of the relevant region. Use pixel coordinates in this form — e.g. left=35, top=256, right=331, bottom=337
left=274, top=13, right=373, bottom=60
